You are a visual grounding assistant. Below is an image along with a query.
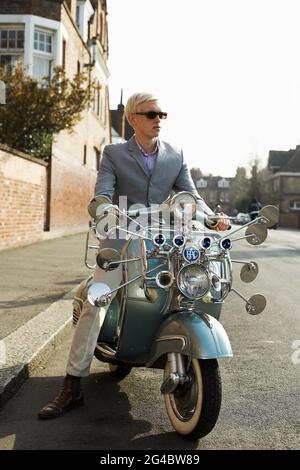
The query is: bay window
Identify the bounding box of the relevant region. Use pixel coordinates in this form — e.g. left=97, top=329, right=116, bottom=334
left=0, top=26, right=24, bottom=72
left=33, top=29, right=54, bottom=81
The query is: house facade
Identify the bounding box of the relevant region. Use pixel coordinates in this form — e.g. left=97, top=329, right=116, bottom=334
left=267, top=146, right=300, bottom=228
left=195, top=176, right=234, bottom=213
left=0, top=0, right=110, bottom=238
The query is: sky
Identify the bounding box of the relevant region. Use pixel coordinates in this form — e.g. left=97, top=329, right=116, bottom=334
left=106, top=0, right=300, bottom=177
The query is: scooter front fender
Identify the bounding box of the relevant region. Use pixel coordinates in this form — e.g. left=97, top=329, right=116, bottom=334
left=146, top=311, right=233, bottom=368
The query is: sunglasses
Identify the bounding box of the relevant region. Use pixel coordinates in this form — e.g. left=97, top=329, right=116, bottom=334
left=134, top=111, right=168, bottom=120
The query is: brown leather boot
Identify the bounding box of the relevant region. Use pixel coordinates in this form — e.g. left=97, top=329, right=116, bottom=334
left=37, top=374, right=84, bottom=419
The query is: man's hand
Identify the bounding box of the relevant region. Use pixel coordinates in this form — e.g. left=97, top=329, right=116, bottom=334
left=213, top=212, right=230, bottom=231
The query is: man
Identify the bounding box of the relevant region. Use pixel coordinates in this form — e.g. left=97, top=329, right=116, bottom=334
left=38, top=92, right=229, bottom=419
left=248, top=197, right=262, bottom=221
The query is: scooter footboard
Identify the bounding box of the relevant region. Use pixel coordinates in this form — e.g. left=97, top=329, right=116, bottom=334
left=146, top=311, right=233, bottom=368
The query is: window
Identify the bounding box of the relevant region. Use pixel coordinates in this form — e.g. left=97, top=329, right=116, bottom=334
left=97, top=86, right=101, bottom=116
left=76, top=6, right=81, bottom=29
left=290, top=201, right=300, bottom=211
left=62, top=40, right=66, bottom=70
left=33, top=57, right=51, bottom=81
left=196, top=178, right=207, bottom=188
left=34, top=30, right=52, bottom=53
left=33, top=29, right=54, bottom=81
left=0, top=29, right=24, bottom=49
left=218, top=178, right=230, bottom=188
left=0, top=54, right=23, bottom=72
left=0, top=26, right=24, bottom=72
left=83, top=145, right=87, bottom=165
left=93, top=147, right=100, bottom=171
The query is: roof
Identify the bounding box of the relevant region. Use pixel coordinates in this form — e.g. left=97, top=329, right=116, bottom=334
left=268, top=148, right=298, bottom=171
left=282, top=146, right=300, bottom=172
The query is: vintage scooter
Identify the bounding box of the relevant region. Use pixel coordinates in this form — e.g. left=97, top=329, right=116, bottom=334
left=73, top=192, right=278, bottom=440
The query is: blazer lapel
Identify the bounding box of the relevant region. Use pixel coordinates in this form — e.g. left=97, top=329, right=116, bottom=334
left=128, top=136, right=149, bottom=178
left=151, top=139, right=166, bottom=179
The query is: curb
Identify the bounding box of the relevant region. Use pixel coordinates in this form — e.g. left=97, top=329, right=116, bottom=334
left=0, top=289, right=75, bottom=408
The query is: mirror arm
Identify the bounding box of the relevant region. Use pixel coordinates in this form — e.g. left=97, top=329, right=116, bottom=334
left=94, top=263, right=166, bottom=305
left=105, top=257, right=141, bottom=269
left=219, top=218, right=260, bottom=241
left=229, top=234, right=257, bottom=243
left=231, top=259, right=255, bottom=266
left=231, top=287, right=253, bottom=306
left=84, top=229, right=97, bottom=270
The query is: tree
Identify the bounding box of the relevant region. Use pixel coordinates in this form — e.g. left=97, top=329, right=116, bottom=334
left=229, top=166, right=250, bottom=212
left=190, top=167, right=203, bottom=186
left=249, top=158, right=261, bottom=201
left=0, top=65, right=95, bottom=159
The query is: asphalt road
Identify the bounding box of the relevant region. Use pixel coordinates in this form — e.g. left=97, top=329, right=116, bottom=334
left=0, top=227, right=299, bottom=450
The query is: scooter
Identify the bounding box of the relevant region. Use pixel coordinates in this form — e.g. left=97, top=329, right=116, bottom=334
left=73, top=192, right=278, bottom=439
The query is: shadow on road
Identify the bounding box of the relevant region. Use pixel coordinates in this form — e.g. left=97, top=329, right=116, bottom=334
left=0, top=294, right=64, bottom=310
left=0, top=371, right=198, bottom=450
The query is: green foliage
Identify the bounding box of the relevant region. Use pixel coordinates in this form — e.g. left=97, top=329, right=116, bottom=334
left=0, top=65, right=95, bottom=159
left=190, top=167, right=203, bottom=186
left=229, top=166, right=250, bottom=211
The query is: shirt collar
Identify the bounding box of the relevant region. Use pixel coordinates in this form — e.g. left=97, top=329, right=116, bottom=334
left=135, top=136, right=158, bottom=157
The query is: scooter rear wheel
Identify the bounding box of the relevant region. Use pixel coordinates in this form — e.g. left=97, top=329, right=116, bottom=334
left=164, top=357, right=221, bottom=440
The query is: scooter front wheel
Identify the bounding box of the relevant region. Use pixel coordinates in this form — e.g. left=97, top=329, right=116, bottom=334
left=164, top=357, right=221, bottom=440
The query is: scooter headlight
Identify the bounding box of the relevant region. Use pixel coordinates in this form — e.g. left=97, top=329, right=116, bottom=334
left=177, top=264, right=211, bottom=299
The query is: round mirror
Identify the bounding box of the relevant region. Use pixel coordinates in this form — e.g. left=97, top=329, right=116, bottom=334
left=87, top=282, right=111, bottom=306
left=245, top=294, right=266, bottom=315
left=96, top=248, right=121, bottom=271
left=240, top=261, right=259, bottom=283
left=257, top=205, right=279, bottom=228
left=170, top=192, right=197, bottom=218
left=88, top=195, right=112, bottom=219
left=245, top=223, right=268, bottom=245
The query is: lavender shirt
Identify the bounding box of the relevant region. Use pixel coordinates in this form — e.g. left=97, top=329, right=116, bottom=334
left=135, top=138, right=158, bottom=177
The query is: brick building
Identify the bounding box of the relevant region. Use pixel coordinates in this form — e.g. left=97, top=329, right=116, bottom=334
left=0, top=0, right=110, bottom=248
left=195, top=176, right=234, bottom=213
left=267, top=146, right=300, bottom=228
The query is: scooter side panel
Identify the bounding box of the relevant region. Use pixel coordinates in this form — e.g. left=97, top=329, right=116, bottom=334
left=146, top=311, right=233, bottom=367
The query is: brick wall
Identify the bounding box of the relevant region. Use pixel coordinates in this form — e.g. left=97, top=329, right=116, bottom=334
left=0, top=0, right=62, bottom=21
left=0, top=146, right=47, bottom=251
left=49, top=148, right=97, bottom=228
left=280, top=212, right=300, bottom=229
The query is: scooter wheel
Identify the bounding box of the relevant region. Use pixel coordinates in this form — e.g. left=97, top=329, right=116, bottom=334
left=164, top=357, right=221, bottom=440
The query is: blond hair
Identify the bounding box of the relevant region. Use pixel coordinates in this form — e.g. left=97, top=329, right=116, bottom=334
left=125, top=92, right=158, bottom=122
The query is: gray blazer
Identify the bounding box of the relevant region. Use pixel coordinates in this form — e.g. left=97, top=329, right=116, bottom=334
left=94, top=135, right=204, bottom=208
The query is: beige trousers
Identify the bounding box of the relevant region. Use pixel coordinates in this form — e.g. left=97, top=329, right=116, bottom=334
left=66, top=240, right=124, bottom=377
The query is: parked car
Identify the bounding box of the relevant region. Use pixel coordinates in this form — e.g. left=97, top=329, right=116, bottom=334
left=234, top=212, right=251, bottom=225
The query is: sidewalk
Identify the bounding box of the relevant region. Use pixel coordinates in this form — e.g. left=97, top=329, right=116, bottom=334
left=0, top=232, right=92, bottom=407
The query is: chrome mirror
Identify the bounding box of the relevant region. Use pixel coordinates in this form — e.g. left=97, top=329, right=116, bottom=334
left=240, top=262, right=259, bottom=283
left=88, top=195, right=112, bottom=219
left=87, top=282, right=112, bottom=307
left=245, top=223, right=268, bottom=245
left=258, top=205, right=279, bottom=228
left=245, top=294, right=266, bottom=315
left=96, top=248, right=121, bottom=271
left=170, top=191, right=197, bottom=218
